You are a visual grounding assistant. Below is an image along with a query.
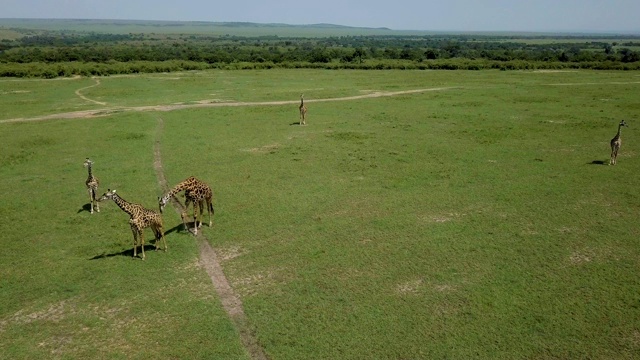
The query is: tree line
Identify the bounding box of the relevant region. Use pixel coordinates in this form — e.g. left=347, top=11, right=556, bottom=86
left=1, top=31, right=639, bottom=77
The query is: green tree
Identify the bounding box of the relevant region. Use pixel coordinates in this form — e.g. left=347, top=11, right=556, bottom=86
left=353, top=47, right=366, bottom=63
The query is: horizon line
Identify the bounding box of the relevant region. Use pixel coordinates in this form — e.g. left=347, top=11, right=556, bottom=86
left=1, top=17, right=639, bottom=36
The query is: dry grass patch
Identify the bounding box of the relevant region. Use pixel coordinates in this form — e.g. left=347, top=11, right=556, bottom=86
left=241, top=143, right=280, bottom=154
left=216, top=244, right=245, bottom=261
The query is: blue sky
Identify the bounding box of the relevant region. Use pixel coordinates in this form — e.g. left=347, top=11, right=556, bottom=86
left=2, top=0, right=639, bottom=33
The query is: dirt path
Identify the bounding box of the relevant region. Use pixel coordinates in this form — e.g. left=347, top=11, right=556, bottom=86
left=152, top=116, right=268, bottom=360
left=544, top=81, right=640, bottom=86
left=74, top=78, right=107, bottom=106
left=0, top=87, right=456, bottom=124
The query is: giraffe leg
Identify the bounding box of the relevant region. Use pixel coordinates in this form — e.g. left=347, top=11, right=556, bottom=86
left=198, top=201, right=205, bottom=228
left=193, top=201, right=199, bottom=235
left=151, top=224, right=167, bottom=252
left=94, top=189, right=100, bottom=213
left=182, top=198, right=192, bottom=232
left=130, top=225, right=138, bottom=259
left=152, top=225, right=160, bottom=251
left=610, top=147, right=614, bottom=165
left=139, top=229, right=145, bottom=260
left=88, top=189, right=94, bottom=213
left=207, top=198, right=214, bottom=227
left=158, top=224, right=167, bottom=251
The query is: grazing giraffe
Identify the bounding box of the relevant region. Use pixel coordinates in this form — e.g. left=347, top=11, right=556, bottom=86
left=299, top=94, right=307, bottom=125
left=98, top=189, right=167, bottom=260
left=609, top=120, right=628, bottom=165
left=83, top=158, right=100, bottom=214
left=159, top=176, right=214, bottom=235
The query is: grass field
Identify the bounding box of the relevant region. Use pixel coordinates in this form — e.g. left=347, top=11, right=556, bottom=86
left=1, top=69, right=640, bottom=359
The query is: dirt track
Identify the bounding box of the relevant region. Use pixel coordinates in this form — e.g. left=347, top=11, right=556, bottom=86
left=152, top=115, right=268, bottom=359
left=0, top=87, right=456, bottom=124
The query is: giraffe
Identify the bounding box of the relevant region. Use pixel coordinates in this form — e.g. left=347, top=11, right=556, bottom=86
left=609, top=120, right=628, bottom=165
left=83, top=158, right=100, bottom=214
left=158, top=176, right=214, bottom=235
left=299, top=94, right=307, bottom=125
left=98, top=189, right=167, bottom=260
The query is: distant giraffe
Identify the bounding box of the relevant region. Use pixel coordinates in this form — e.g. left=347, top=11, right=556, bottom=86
left=98, top=189, right=167, bottom=260
left=299, top=94, right=307, bottom=125
left=610, top=120, right=628, bottom=165
left=159, top=176, right=214, bottom=235
left=83, top=158, right=100, bottom=214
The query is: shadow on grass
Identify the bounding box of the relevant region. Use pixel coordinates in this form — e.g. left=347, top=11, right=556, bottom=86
left=163, top=223, right=184, bottom=236
left=90, top=244, right=159, bottom=260
left=89, top=224, right=184, bottom=260
left=289, top=122, right=304, bottom=126
left=180, top=221, right=213, bottom=235
left=588, top=160, right=608, bottom=165
left=77, top=203, right=92, bottom=213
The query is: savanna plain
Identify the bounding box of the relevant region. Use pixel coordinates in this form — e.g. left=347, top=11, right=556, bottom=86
left=0, top=69, right=639, bottom=359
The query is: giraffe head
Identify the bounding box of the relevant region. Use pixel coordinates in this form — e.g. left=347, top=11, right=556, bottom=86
left=83, top=158, right=93, bottom=168
left=98, top=189, right=117, bottom=202
left=158, top=195, right=170, bottom=213
left=620, top=120, right=628, bottom=127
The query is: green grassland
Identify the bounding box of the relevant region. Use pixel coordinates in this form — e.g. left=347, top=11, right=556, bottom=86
left=1, top=69, right=640, bottom=359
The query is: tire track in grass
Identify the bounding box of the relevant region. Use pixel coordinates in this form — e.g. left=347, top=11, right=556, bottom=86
left=153, top=116, right=268, bottom=360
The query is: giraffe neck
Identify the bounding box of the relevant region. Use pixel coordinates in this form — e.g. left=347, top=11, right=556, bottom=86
left=162, top=180, right=191, bottom=203
left=617, top=124, right=623, bottom=138
left=87, top=163, right=93, bottom=178
left=111, top=193, right=136, bottom=217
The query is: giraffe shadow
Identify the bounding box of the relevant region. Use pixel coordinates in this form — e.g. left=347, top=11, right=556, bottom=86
left=290, top=122, right=304, bottom=126
left=163, top=224, right=184, bottom=236
left=179, top=221, right=212, bottom=235
left=588, top=160, right=608, bottom=165
left=77, top=203, right=93, bottom=213
left=89, top=244, right=159, bottom=260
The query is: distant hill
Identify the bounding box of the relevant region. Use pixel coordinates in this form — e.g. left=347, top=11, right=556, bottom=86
left=0, top=18, right=402, bottom=37
left=0, top=18, right=635, bottom=37
left=210, top=21, right=390, bottom=30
